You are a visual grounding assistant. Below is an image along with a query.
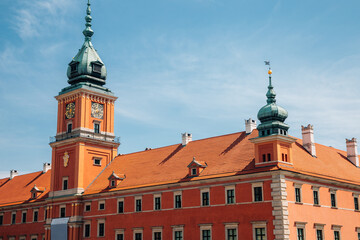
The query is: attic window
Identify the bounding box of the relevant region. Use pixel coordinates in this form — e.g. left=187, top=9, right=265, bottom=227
left=108, top=171, right=126, bottom=188
left=92, top=63, right=102, bottom=74
left=187, top=157, right=207, bottom=177
left=70, top=62, right=78, bottom=73
left=32, top=192, right=37, bottom=199
left=94, top=158, right=101, bottom=166
left=191, top=168, right=197, bottom=176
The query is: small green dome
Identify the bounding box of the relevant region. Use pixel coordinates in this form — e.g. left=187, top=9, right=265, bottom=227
left=257, top=103, right=288, bottom=123
left=67, top=0, right=107, bottom=86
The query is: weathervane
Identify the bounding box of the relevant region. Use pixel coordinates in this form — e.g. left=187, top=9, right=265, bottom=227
left=264, top=60, right=272, bottom=86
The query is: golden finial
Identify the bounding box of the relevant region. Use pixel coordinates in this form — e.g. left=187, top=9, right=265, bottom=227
left=268, top=69, right=272, bottom=75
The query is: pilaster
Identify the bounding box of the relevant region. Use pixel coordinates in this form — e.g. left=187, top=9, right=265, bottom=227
left=271, top=172, right=290, bottom=240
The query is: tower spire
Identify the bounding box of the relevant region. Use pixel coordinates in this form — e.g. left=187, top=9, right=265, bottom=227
left=264, top=61, right=276, bottom=104
left=83, top=0, right=94, bottom=41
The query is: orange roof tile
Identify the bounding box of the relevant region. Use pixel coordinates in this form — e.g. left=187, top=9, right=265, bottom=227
left=0, top=170, right=51, bottom=207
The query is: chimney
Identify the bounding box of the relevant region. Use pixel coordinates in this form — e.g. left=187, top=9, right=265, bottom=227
left=10, top=170, right=18, bottom=179
left=182, top=133, right=192, bottom=146
left=346, top=138, right=359, bottom=167
left=245, top=118, right=257, bottom=134
left=43, top=163, right=51, bottom=173
left=301, top=124, right=316, bottom=157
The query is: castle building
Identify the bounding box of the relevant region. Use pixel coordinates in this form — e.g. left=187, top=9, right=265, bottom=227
left=0, top=2, right=359, bottom=240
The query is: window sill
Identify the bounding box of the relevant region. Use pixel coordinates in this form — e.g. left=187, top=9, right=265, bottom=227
left=331, top=207, right=338, bottom=209
left=93, top=164, right=102, bottom=167
left=295, top=202, right=303, bottom=205
left=313, top=204, right=321, bottom=207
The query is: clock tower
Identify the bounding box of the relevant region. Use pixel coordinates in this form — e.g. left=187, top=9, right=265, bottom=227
left=49, top=1, right=119, bottom=197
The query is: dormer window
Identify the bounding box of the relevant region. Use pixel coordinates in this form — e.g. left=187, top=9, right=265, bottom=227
left=92, top=62, right=103, bottom=74
left=70, top=62, right=78, bottom=73
left=30, top=185, right=44, bottom=199
left=108, top=171, right=126, bottom=188
left=187, top=157, right=207, bottom=177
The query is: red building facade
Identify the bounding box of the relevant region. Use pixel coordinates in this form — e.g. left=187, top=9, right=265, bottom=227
left=0, top=2, right=360, bottom=240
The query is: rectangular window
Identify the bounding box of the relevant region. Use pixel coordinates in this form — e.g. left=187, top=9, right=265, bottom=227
left=0, top=215, right=3, bottom=225
left=12, top=213, right=16, bottom=224
left=118, top=200, right=124, bottom=213
left=262, top=154, right=266, bottom=162
left=45, top=209, right=48, bottom=220
left=98, top=222, right=105, bottom=237
left=202, top=191, right=210, bottom=206
left=175, top=194, right=182, bottom=208
left=22, top=212, right=27, bottom=223
left=60, top=207, right=66, bottom=218
left=154, top=232, right=162, bottom=240
left=116, top=233, right=124, bottom=240
left=63, top=177, right=68, bottom=190
left=334, top=231, right=340, bottom=240
left=67, top=123, right=72, bottom=133
left=255, top=228, right=266, bottom=240
left=136, top=198, right=142, bottom=212
left=94, top=123, right=100, bottom=134
left=254, top=187, right=263, bottom=202
left=316, top=229, right=323, bottom=240
left=297, top=228, right=304, bottom=240
left=154, top=196, right=161, bottom=210
left=227, top=228, right=237, bottom=240
left=355, top=197, right=359, bottom=211
left=227, top=189, right=235, bottom=204
left=99, top=201, right=105, bottom=210
left=358, top=232, right=360, bottom=240
left=33, top=210, right=38, bottom=222
left=94, top=158, right=101, bottom=166
left=84, top=223, right=90, bottom=238
left=313, top=190, right=319, bottom=205
left=267, top=153, right=271, bottom=161
left=174, top=231, right=183, bottom=240
left=85, top=203, right=91, bottom=212
left=191, top=168, right=197, bottom=175
left=331, top=193, right=336, bottom=208
left=295, top=188, right=301, bottom=203
left=135, top=232, right=142, bottom=240
left=202, top=229, right=211, bottom=240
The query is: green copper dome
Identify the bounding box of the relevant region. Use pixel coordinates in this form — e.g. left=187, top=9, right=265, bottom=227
left=67, top=0, right=107, bottom=86
left=257, top=74, right=289, bottom=137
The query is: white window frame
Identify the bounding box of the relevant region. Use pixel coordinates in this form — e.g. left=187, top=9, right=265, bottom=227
left=133, top=228, right=143, bottom=240
left=21, top=210, right=27, bottom=223
left=332, top=225, right=342, bottom=240
left=225, top=185, right=236, bottom=205
left=252, top=182, right=264, bottom=202
left=294, top=183, right=303, bottom=203
left=94, top=121, right=101, bottom=134
left=62, top=177, right=69, bottom=190
left=33, top=209, right=39, bottom=222
left=154, top=193, right=161, bottom=210
left=224, top=222, right=238, bottom=240
left=83, top=221, right=91, bottom=238
left=199, top=224, right=212, bottom=240
left=117, top=198, right=124, bottom=214
left=312, top=186, right=320, bottom=206
left=191, top=168, right=197, bottom=176
left=84, top=202, right=91, bottom=212
left=295, top=221, right=307, bottom=240
left=98, top=200, right=105, bottom=210
left=201, top=188, right=210, bottom=207
left=97, top=219, right=106, bottom=237
left=252, top=221, right=267, bottom=240
left=353, top=193, right=359, bottom=211
left=152, top=226, right=163, bottom=240
left=329, top=189, right=337, bottom=208
left=30, top=235, right=38, bottom=240
left=11, top=211, right=16, bottom=224
left=66, top=121, right=73, bottom=133
left=174, top=191, right=182, bottom=209
left=59, top=205, right=66, bottom=218
left=135, top=196, right=142, bottom=212
left=93, top=157, right=102, bottom=166
left=19, top=236, right=26, bottom=240
left=115, top=229, right=125, bottom=240
left=314, top=223, right=325, bottom=240
left=172, top=225, right=184, bottom=240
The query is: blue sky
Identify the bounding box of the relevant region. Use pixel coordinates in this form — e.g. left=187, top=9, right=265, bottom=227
left=0, top=0, right=359, bottom=178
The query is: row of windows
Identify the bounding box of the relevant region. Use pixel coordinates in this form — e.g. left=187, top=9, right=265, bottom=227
left=297, top=226, right=348, bottom=240
left=294, top=186, right=360, bottom=210
left=84, top=222, right=267, bottom=240
left=0, top=209, right=43, bottom=225
left=66, top=122, right=101, bottom=134
left=83, top=185, right=264, bottom=214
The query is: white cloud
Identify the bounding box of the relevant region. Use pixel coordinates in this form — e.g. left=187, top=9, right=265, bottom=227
left=11, top=0, right=74, bottom=39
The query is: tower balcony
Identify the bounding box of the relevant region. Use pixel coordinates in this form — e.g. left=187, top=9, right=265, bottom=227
left=49, top=130, right=120, bottom=144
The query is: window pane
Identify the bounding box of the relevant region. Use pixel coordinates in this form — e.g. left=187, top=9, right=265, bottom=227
left=118, top=201, right=124, bottom=213
left=227, top=229, right=237, bottom=240
left=313, top=191, right=319, bottom=205
left=135, top=233, right=142, bottom=240
left=175, top=231, right=183, bottom=240
left=355, top=197, right=359, bottom=210
left=84, top=224, right=90, bottom=237
left=255, top=228, right=266, bottom=240
left=295, top=188, right=301, bottom=203
left=99, top=223, right=105, bottom=237
left=297, top=228, right=304, bottom=240
left=331, top=193, right=336, bottom=207
left=334, top=231, right=340, bottom=240
left=136, top=199, right=142, bottom=212
left=154, top=232, right=161, bottom=240
left=254, top=187, right=263, bottom=201
left=175, top=195, right=182, bottom=208
left=317, top=229, right=323, bottom=240
left=117, top=234, right=124, bottom=240
left=155, top=197, right=161, bottom=210
left=34, top=211, right=38, bottom=222
left=202, top=192, right=209, bottom=206
left=202, top=229, right=211, bottom=240
left=227, top=189, right=235, bottom=204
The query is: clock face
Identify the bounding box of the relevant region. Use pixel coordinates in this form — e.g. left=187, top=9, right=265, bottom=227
left=91, top=102, right=104, bottom=119
left=65, top=102, right=75, bottom=119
